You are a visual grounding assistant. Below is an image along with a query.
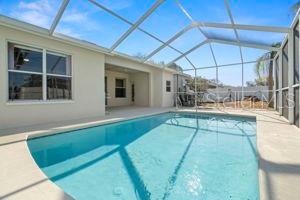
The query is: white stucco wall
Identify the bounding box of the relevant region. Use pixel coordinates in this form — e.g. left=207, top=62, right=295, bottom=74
left=0, top=25, right=176, bottom=130
left=130, top=72, right=149, bottom=106
left=162, top=71, right=174, bottom=107
left=105, top=70, right=132, bottom=107
left=152, top=69, right=163, bottom=107
left=0, top=26, right=105, bottom=130
left=105, top=55, right=164, bottom=107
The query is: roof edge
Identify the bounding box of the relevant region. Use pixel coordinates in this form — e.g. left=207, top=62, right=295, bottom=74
left=0, top=14, right=171, bottom=72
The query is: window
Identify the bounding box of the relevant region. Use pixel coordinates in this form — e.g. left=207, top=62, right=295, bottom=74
left=115, top=79, right=126, bottom=98
left=8, top=44, right=43, bottom=100
left=166, top=80, right=171, bottom=92
left=46, top=52, right=72, bottom=100
left=8, top=43, right=72, bottom=102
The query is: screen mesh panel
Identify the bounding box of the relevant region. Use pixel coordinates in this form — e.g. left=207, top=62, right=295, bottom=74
left=282, top=89, right=289, bottom=120
left=275, top=57, right=279, bottom=90
left=294, top=22, right=299, bottom=84
left=295, top=87, right=299, bottom=127
left=275, top=91, right=279, bottom=111
left=282, top=41, right=289, bottom=88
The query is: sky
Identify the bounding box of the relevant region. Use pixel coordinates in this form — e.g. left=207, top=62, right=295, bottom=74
left=0, top=0, right=298, bottom=86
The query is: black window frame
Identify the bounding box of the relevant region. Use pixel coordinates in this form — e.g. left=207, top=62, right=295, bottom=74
left=115, top=78, right=126, bottom=98
left=166, top=80, right=171, bottom=92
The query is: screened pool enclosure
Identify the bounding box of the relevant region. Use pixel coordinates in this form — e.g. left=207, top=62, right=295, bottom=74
left=0, top=0, right=299, bottom=125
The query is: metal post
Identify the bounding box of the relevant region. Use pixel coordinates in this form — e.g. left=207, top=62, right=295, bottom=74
left=176, top=73, right=179, bottom=109
left=194, top=69, right=197, bottom=112
left=216, top=64, right=219, bottom=108
left=49, top=0, right=70, bottom=35
left=208, top=43, right=219, bottom=108
left=224, top=0, right=245, bottom=101
left=288, top=31, right=294, bottom=124
left=242, top=62, right=244, bottom=99
left=279, top=49, right=283, bottom=115
left=273, top=58, right=276, bottom=109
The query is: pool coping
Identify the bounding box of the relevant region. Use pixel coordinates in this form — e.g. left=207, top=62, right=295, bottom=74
left=1, top=108, right=300, bottom=200
left=26, top=110, right=256, bottom=140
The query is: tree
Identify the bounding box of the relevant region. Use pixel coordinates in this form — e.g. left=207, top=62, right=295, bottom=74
left=255, top=42, right=281, bottom=106
left=133, top=52, right=165, bottom=65
left=255, top=42, right=281, bottom=87
left=254, top=52, right=271, bottom=86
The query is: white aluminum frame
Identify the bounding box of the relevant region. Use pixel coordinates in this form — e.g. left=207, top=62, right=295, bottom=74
left=223, top=0, right=245, bottom=97
left=0, top=0, right=290, bottom=71
left=49, top=0, right=70, bottom=35
left=7, top=42, right=73, bottom=103
left=183, top=59, right=273, bottom=71
left=109, top=0, right=165, bottom=52
left=1, top=0, right=297, bottom=113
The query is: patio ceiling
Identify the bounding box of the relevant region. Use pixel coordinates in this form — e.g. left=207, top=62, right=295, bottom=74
left=0, top=0, right=294, bottom=72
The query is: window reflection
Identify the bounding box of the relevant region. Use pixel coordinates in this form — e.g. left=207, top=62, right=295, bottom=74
left=8, top=43, right=73, bottom=102
left=47, top=53, right=71, bottom=76
left=47, top=76, right=72, bottom=100
left=9, top=72, right=43, bottom=100
left=115, top=79, right=126, bottom=98
left=9, top=44, right=43, bottom=73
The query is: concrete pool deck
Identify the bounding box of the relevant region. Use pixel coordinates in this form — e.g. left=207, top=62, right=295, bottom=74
left=0, top=107, right=300, bottom=200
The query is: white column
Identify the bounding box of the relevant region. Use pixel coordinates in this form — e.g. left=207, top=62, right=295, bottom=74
left=149, top=71, right=153, bottom=107
left=194, top=69, right=197, bottom=111
left=1, top=36, right=7, bottom=102
left=42, top=49, right=47, bottom=101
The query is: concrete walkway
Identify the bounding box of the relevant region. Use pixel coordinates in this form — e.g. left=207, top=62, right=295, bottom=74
left=0, top=107, right=300, bottom=200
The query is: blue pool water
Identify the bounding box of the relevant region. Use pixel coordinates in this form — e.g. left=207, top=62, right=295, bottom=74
left=27, top=112, right=258, bottom=200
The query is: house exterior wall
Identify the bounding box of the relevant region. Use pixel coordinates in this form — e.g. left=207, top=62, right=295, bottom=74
left=105, top=55, right=165, bottom=107
left=151, top=69, right=163, bottom=107
left=0, top=26, right=106, bottom=130
left=130, top=72, right=150, bottom=106
left=105, top=70, right=132, bottom=107
left=162, top=71, right=174, bottom=107
left=105, top=69, right=150, bottom=107
left=0, top=26, right=176, bottom=130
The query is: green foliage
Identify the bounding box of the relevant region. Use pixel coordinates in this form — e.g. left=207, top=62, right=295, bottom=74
left=133, top=53, right=165, bottom=65
left=254, top=42, right=281, bottom=86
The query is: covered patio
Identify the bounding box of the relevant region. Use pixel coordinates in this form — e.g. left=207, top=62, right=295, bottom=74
left=105, top=64, right=150, bottom=108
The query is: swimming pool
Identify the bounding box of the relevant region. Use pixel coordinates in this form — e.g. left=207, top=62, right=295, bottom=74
left=27, top=112, right=258, bottom=200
